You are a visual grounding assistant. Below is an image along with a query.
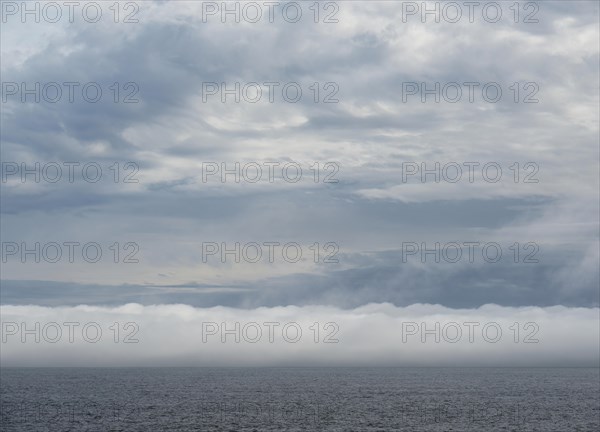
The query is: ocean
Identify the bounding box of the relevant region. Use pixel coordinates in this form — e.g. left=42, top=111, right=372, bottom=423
left=1, top=367, right=599, bottom=431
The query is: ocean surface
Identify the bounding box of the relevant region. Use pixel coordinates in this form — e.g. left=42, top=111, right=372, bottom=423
left=1, top=367, right=599, bottom=431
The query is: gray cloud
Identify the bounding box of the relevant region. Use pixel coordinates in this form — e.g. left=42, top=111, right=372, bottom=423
left=1, top=0, right=598, bottom=312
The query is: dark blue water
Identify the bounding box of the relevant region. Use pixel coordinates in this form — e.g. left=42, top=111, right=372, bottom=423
left=1, top=368, right=599, bottom=431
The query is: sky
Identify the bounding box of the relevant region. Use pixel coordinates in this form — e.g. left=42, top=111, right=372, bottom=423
left=0, top=0, right=598, bottom=366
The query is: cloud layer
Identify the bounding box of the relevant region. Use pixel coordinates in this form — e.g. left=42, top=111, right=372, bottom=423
left=1, top=303, right=598, bottom=367
left=1, top=1, right=598, bottom=310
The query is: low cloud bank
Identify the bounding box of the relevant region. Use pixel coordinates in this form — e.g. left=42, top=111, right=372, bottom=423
left=1, top=303, right=598, bottom=367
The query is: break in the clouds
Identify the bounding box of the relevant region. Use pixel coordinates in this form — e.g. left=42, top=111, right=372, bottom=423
left=1, top=303, right=598, bottom=367
left=1, top=1, right=599, bottom=310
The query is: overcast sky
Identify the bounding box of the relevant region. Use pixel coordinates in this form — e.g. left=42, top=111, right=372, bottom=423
left=1, top=0, right=598, bottom=366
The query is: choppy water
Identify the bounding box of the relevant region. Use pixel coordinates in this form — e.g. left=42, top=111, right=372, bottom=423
left=1, top=367, right=599, bottom=431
